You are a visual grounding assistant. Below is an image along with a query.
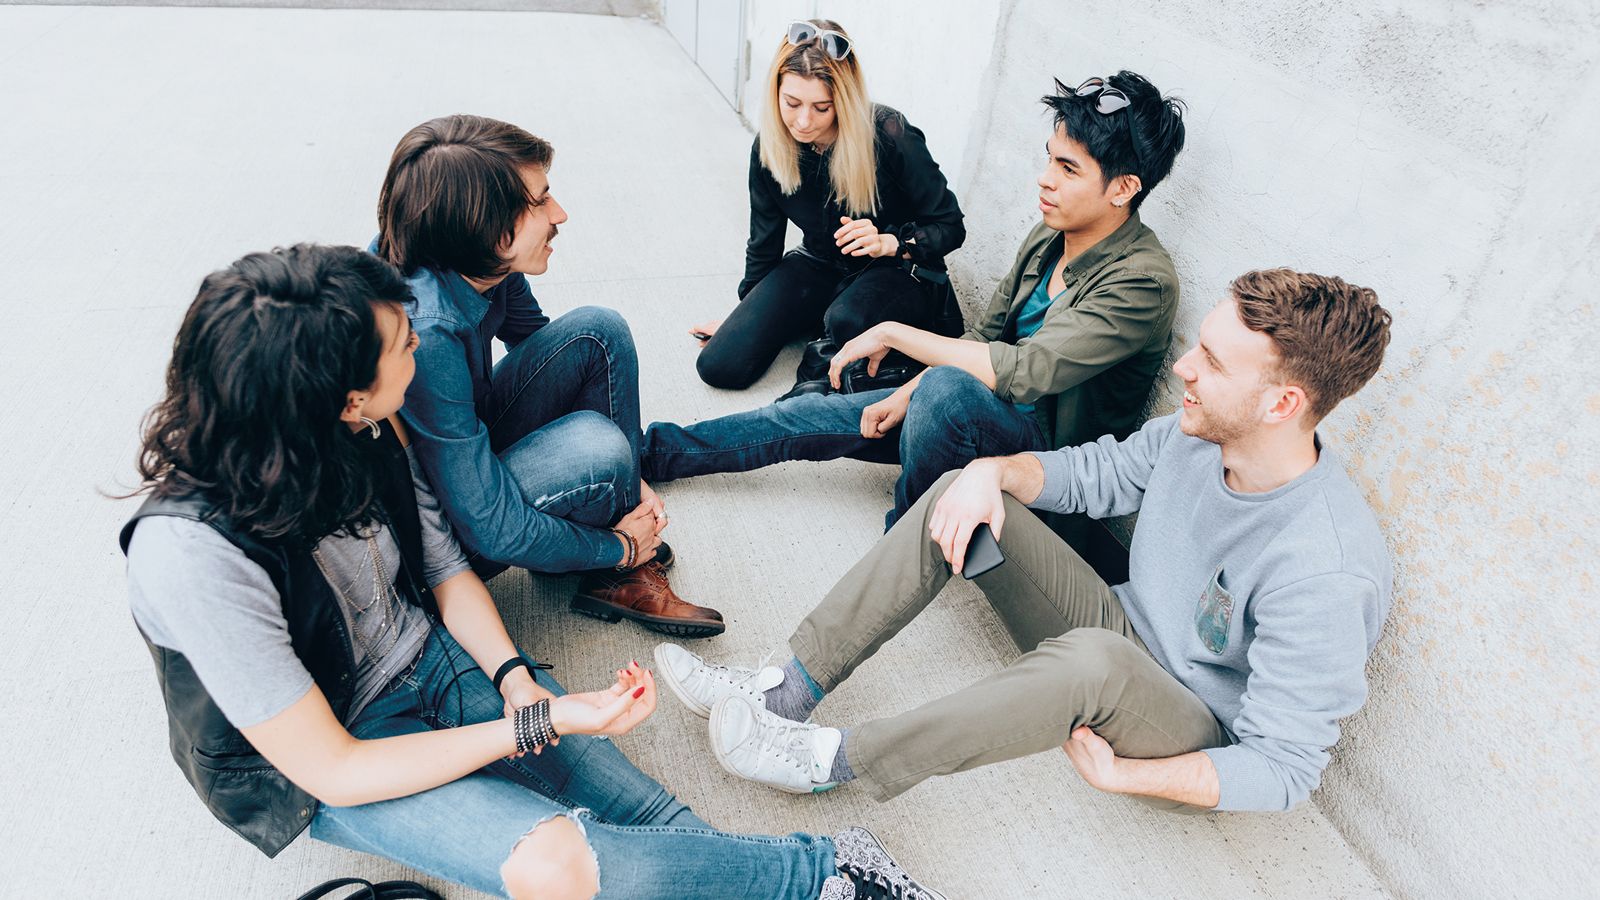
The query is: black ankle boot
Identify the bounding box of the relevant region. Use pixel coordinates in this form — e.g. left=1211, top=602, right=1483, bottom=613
left=777, top=336, right=840, bottom=402
left=795, top=336, right=837, bottom=382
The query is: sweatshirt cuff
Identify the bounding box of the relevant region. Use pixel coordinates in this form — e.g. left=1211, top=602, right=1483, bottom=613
left=1024, top=450, right=1074, bottom=514
left=1203, top=745, right=1295, bottom=812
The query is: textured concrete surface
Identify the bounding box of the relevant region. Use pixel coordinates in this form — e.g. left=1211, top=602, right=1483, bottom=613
left=1, top=5, right=1394, bottom=899
left=726, top=2, right=1600, bottom=897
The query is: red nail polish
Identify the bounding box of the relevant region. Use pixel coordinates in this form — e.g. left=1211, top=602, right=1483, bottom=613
left=632, top=686, right=646, bottom=699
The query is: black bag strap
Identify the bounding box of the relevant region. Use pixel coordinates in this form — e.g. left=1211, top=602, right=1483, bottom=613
left=293, top=876, right=444, bottom=900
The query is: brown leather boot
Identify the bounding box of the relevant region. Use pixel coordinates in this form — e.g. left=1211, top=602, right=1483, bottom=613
left=571, top=558, right=724, bottom=638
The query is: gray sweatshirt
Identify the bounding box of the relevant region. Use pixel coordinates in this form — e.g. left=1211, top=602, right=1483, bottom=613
left=1028, top=413, right=1391, bottom=811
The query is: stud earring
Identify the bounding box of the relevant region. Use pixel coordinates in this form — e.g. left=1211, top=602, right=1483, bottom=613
left=358, top=416, right=381, bottom=439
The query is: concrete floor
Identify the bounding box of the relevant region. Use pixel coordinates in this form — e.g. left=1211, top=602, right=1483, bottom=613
left=0, top=6, right=1391, bottom=898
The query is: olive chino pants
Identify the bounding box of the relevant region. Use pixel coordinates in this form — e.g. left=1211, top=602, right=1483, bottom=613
left=789, top=471, right=1229, bottom=809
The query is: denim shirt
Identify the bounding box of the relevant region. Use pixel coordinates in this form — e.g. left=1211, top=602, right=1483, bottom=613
left=375, top=242, right=622, bottom=572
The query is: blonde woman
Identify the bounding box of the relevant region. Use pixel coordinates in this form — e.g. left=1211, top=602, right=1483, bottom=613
left=691, top=19, right=965, bottom=396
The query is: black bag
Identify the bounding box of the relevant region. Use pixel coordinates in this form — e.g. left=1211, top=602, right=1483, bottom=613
left=294, top=877, right=445, bottom=900
left=776, top=262, right=964, bottom=402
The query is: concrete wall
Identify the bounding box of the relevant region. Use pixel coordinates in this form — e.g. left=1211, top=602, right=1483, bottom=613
left=738, top=1, right=1599, bottom=896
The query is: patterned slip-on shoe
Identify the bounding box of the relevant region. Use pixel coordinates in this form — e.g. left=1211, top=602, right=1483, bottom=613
left=831, top=826, right=947, bottom=900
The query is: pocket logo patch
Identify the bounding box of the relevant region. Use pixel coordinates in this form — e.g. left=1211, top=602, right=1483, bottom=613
left=1195, top=566, right=1234, bottom=655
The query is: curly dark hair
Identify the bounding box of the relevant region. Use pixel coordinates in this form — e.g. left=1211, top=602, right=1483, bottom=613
left=133, top=244, right=414, bottom=544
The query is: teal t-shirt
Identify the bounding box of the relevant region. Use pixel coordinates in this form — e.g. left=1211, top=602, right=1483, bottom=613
left=1011, top=253, right=1066, bottom=414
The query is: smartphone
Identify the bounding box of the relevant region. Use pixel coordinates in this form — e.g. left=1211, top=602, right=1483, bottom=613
left=690, top=330, right=713, bottom=341
left=962, top=522, right=1006, bottom=580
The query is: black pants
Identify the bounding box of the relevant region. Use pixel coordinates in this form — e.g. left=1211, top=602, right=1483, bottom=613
left=697, top=252, right=948, bottom=390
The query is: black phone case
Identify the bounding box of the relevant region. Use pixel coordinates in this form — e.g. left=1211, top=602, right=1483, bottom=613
left=962, top=522, right=1005, bottom=580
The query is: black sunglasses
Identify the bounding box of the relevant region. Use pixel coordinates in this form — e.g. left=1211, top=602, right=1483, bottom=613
left=787, top=21, right=853, bottom=61
left=1057, top=77, right=1131, bottom=114
left=1055, top=76, right=1146, bottom=185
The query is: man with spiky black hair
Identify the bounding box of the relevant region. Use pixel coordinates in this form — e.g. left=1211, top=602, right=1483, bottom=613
left=646, top=70, right=1190, bottom=538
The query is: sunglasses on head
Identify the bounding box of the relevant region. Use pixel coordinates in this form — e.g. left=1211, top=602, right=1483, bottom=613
left=787, top=21, right=853, bottom=61
left=1056, top=76, right=1147, bottom=185
left=1056, top=77, right=1130, bottom=114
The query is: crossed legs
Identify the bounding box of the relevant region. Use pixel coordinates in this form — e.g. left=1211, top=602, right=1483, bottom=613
left=790, top=471, right=1228, bottom=804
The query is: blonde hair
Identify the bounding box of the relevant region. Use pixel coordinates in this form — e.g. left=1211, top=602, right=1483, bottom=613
left=758, top=19, right=878, bottom=217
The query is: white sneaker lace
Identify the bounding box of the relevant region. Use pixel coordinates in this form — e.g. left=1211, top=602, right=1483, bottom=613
left=748, top=709, right=821, bottom=779
left=696, top=650, right=775, bottom=694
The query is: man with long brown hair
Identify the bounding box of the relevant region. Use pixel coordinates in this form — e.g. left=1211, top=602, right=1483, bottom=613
left=376, top=115, right=725, bottom=637
left=659, top=270, right=1395, bottom=814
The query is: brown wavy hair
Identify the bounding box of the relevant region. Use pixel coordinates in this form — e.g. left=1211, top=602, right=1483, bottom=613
left=1231, top=269, right=1393, bottom=423
left=377, top=115, right=554, bottom=279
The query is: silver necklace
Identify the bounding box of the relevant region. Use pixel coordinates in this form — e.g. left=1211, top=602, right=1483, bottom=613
left=311, top=530, right=403, bottom=671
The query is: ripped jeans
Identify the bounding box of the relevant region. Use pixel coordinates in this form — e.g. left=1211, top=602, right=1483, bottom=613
left=311, top=628, right=837, bottom=898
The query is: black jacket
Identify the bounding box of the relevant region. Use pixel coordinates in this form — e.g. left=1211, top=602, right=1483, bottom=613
left=118, top=422, right=438, bottom=857
left=741, top=104, right=966, bottom=298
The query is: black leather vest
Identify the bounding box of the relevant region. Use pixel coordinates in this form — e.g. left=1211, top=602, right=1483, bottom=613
left=118, top=423, right=439, bottom=857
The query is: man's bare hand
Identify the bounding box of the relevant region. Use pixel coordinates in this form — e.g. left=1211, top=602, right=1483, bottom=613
left=614, top=501, right=665, bottom=567
left=1062, top=726, right=1121, bottom=792
left=927, top=459, right=1006, bottom=575
left=860, top=389, right=911, bottom=438
left=829, top=323, right=897, bottom=388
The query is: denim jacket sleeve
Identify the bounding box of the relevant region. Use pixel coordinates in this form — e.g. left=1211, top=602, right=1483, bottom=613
left=400, top=315, right=623, bottom=573
left=495, top=274, right=549, bottom=352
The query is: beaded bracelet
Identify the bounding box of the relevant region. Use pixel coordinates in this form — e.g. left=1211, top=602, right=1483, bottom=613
left=513, top=699, right=559, bottom=754
left=609, top=527, right=637, bottom=571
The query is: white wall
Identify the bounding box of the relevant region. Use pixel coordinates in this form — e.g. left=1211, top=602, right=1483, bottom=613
left=737, top=0, right=1002, bottom=194
left=739, top=1, right=1598, bottom=896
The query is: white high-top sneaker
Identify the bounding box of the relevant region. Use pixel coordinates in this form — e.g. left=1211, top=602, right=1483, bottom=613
left=708, top=695, right=842, bottom=794
left=654, top=642, right=786, bottom=718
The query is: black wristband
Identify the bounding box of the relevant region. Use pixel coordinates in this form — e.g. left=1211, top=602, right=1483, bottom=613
left=493, top=656, right=552, bottom=693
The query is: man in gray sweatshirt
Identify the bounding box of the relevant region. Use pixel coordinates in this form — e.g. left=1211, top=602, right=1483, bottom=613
left=656, top=268, right=1394, bottom=813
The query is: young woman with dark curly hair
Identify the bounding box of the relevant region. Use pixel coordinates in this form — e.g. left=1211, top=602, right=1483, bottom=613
left=119, top=244, right=945, bottom=900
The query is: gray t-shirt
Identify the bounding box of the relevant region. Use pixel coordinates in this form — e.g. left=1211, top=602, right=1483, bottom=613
left=127, top=447, right=471, bottom=729
left=1028, top=413, right=1392, bottom=812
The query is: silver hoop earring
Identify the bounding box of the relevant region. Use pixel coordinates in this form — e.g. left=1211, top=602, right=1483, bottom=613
left=359, top=416, right=381, bottom=439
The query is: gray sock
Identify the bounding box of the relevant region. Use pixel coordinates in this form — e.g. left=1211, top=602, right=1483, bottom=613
left=762, top=656, right=824, bottom=721
left=828, top=728, right=856, bottom=784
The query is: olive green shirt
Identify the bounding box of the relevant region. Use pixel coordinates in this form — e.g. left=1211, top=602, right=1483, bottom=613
left=962, top=213, right=1178, bottom=450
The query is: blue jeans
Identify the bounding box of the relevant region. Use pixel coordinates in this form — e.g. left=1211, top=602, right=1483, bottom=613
left=311, top=628, right=837, bottom=898
left=643, top=366, right=1050, bottom=527
left=472, top=306, right=643, bottom=577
